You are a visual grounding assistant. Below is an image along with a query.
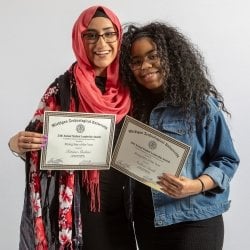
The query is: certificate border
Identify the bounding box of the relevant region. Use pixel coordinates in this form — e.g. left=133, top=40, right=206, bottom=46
left=111, top=115, right=191, bottom=190
left=40, top=111, right=116, bottom=170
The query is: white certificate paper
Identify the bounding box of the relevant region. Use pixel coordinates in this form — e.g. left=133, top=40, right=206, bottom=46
left=111, top=116, right=191, bottom=192
left=40, top=111, right=116, bottom=170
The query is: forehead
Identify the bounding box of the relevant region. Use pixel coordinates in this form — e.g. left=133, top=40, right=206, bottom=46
left=87, top=17, right=115, bottom=31
left=130, top=37, right=156, bottom=56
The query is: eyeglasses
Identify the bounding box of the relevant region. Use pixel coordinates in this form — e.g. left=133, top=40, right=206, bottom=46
left=82, top=31, right=118, bottom=44
left=129, top=51, right=160, bottom=71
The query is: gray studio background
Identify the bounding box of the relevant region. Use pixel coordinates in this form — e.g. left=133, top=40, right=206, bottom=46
left=1, top=0, right=249, bottom=249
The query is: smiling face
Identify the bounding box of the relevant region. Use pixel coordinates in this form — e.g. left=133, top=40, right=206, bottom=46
left=83, top=17, right=119, bottom=76
left=130, top=37, right=164, bottom=92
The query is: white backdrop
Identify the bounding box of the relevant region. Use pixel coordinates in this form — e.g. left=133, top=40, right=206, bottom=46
left=1, top=0, right=249, bottom=249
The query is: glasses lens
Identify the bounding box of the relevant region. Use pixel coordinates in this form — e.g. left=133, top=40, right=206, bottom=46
left=82, top=32, right=98, bottom=43
left=129, top=51, right=159, bottom=70
left=103, top=32, right=118, bottom=43
left=129, top=58, right=143, bottom=71
left=82, top=32, right=117, bottom=44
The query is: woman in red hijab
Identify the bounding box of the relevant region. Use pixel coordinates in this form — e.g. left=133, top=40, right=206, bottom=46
left=8, top=6, right=136, bottom=250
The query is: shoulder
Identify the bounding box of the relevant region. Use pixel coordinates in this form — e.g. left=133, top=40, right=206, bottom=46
left=205, top=96, right=228, bottom=128
left=41, top=67, right=75, bottom=103
left=207, top=96, right=221, bottom=115
left=49, top=66, right=76, bottom=92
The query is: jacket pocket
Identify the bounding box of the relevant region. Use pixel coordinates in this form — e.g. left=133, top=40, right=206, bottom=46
left=160, top=122, right=188, bottom=138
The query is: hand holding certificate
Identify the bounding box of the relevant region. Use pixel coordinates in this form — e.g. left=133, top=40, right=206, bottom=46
left=111, top=116, right=191, bottom=192
left=40, top=111, right=115, bottom=170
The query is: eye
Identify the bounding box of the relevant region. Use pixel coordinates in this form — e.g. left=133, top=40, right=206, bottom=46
left=148, top=52, right=159, bottom=61
left=84, top=32, right=98, bottom=40
left=130, top=58, right=142, bottom=66
left=104, top=31, right=116, bottom=38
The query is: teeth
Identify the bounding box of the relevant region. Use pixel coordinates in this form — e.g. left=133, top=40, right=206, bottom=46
left=144, top=73, right=154, bottom=78
left=95, top=51, right=109, bottom=55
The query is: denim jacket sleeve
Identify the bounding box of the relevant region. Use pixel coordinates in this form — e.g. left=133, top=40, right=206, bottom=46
left=202, top=98, right=240, bottom=192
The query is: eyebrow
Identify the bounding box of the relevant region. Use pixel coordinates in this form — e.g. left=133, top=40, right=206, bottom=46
left=131, top=49, right=156, bottom=58
left=85, top=27, right=115, bottom=32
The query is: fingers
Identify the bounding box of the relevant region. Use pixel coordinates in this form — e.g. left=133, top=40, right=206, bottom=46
left=158, top=173, right=182, bottom=188
left=157, top=173, right=184, bottom=198
left=17, top=131, right=47, bottom=153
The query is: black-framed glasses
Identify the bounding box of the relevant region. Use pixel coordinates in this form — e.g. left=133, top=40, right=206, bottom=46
left=82, top=31, right=118, bottom=44
left=129, top=51, right=160, bottom=71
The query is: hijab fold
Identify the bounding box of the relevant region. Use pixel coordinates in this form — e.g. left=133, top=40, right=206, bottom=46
left=72, top=5, right=131, bottom=122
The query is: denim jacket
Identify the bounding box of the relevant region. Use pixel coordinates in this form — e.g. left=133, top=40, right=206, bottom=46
left=148, top=96, right=240, bottom=227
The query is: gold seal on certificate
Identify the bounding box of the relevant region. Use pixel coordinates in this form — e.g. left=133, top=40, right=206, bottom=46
left=40, top=111, right=116, bottom=170
left=111, top=116, right=191, bottom=192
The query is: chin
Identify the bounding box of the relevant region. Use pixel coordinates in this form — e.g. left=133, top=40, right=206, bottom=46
left=96, top=60, right=113, bottom=68
left=146, top=83, right=164, bottom=92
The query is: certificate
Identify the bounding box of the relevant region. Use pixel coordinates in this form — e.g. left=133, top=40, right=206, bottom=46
left=111, top=115, right=191, bottom=192
left=40, top=111, right=116, bottom=170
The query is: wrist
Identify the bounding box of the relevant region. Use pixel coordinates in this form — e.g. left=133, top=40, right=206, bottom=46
left=197, top=178, right=205, bottom=193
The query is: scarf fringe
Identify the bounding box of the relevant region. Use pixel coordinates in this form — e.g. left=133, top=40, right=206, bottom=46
left=82, top=170, right=100, bottom=212
left=59, top=242, right=73, bottom=250
left=35, top=243, right=48, bottom=250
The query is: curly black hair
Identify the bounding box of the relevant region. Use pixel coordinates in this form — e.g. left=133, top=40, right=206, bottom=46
left=120, top=22, right=229, bottom=124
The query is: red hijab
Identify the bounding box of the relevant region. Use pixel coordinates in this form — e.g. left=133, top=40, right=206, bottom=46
left=72, top=5, right=131, bottom=123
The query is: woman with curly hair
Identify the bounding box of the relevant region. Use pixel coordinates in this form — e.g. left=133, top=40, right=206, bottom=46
left=120, top=22, right=240, bottom=250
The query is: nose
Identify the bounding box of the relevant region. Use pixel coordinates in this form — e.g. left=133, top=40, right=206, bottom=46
left=96, top=35, right=106, bottom=46
left=141, top=59, right=152, bottom=70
